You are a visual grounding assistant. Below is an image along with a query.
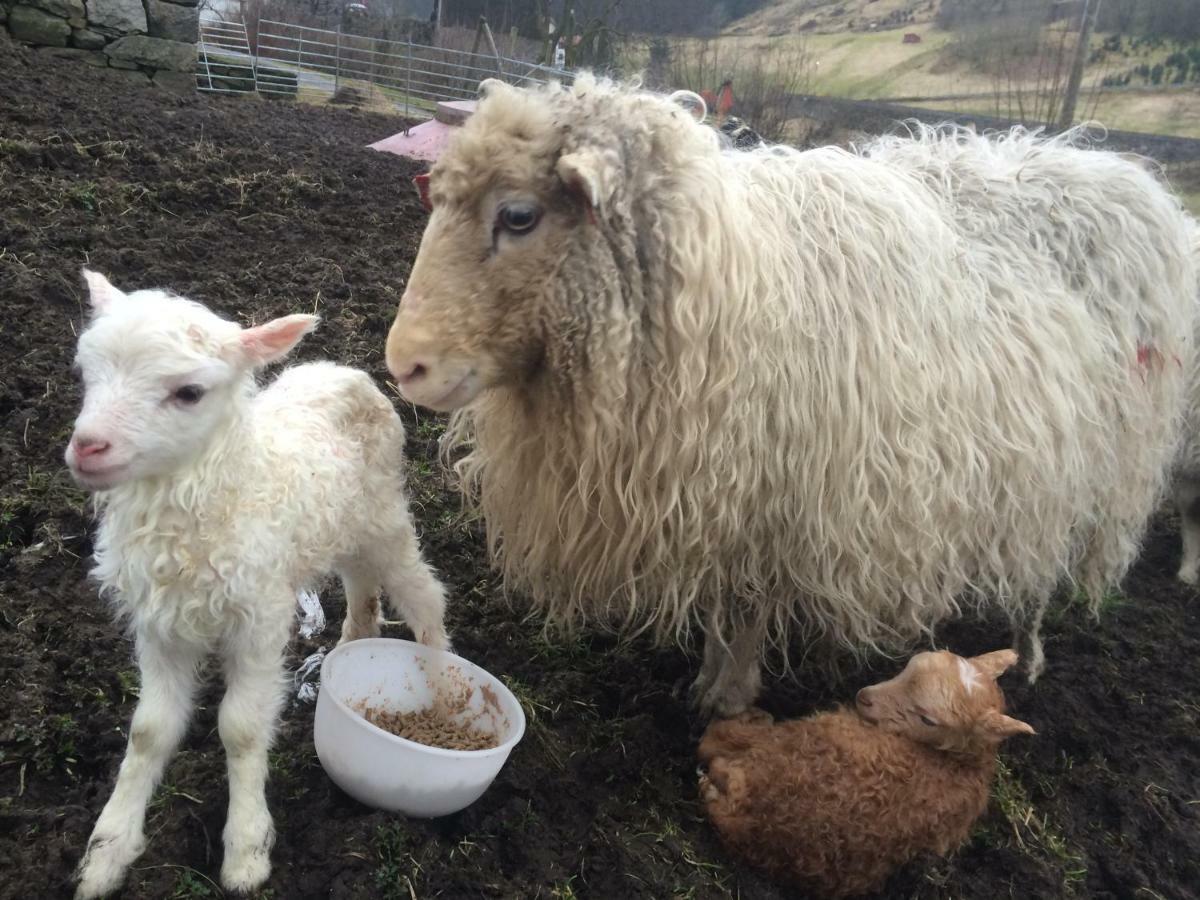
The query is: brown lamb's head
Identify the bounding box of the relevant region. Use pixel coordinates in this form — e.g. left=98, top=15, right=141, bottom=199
left=855, top=649, right=1035, bottom=754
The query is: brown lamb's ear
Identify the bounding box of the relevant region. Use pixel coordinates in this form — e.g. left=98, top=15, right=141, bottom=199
left=970, top=649, right=1019, bottom=681
left=979, top=709, right=1036, bottom=742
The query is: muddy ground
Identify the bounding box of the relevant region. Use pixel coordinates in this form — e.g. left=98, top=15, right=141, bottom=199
left=1, top=38, right=1198, bottom=900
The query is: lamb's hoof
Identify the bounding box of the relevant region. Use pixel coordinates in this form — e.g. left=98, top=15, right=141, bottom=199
left=221, top=850, right=272, bottom=895
left=416, top=626, right=450, bottom=652
left=1178, top=567, right=1198, bottom=587
left=337, top=625, right=380, bottom=646
left=75, top=832, right=143, bottom=900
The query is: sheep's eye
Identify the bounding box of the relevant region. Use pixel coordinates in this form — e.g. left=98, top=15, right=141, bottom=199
left=498, top=202, right=541, bottom=235
left=173, top=384, right=206, bottom=405
left=919, top=714, right=938, bottom=727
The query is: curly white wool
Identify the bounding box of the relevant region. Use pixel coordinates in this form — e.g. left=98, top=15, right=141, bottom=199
left=394, top=76, right=1198, bottom=713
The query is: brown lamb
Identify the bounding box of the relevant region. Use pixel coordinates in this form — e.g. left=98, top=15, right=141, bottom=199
left=698, top=649, right=1035, bottom=897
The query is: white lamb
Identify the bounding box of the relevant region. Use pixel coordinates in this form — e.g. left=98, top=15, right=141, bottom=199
left=67, top=270, right=449, bottom=899
left=384, top=75, right=1198, bottom=716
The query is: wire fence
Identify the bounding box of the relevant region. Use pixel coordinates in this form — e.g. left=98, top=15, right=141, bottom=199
left=197, top=16, right=574, bottom=116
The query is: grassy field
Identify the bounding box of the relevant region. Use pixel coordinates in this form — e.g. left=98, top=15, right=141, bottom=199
left=922, top=87, right=1200, bottom=139
left=667, top=8, right=1200, bottom=140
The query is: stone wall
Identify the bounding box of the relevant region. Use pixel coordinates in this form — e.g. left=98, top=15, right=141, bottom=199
left=0, top=0, right=197, bottom=92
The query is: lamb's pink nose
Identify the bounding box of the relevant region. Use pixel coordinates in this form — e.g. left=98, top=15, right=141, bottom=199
left=856, top=689, right=873, bottom=708
left=72, top=435, right=111, bottom=459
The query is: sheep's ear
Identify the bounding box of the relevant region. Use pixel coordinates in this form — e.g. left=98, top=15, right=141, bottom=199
left=413, top=173, right=433, bottom=212
left=235, top=314, right=319, bottom=367
left=667, top=89, right=708, bottom=123
left=970, top=649, right=1019, bottom=680
left=82, top=268, right=124, bottom=313
left=979, top=709, right=1036, bottom=741
left=478, top=78, right=510, bottom=100
left=557, top=149, right=614, bottom=219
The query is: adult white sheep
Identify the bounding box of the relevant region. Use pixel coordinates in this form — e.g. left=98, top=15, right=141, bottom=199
left=1174, top=354, right=1200, bottom=584
left=68, top=271, right=449, bottom=898
left=385, top=74, right=1198, bottom=716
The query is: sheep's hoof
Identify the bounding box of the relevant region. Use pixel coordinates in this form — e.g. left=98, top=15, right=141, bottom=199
left=1177, top=566, right=1198, bottom=587
left=693, top=678, right=759, bottom=720
left=1018, top=649, right=1046, bottom=685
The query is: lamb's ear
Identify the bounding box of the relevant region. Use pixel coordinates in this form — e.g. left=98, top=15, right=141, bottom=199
left=970, top=649, right=1019, bottom=680
left=557, top=148, right=615, bottom=220
left=979, top=709, right=1036, bottom=741
left=81, top=269, right=124, bottom=313
left=234, top=314, right=319, bottom=367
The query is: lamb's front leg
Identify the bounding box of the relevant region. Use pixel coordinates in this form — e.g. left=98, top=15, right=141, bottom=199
left=218, top=631, right=287, bottom=893
left=77, top=638, right=202, bottom=900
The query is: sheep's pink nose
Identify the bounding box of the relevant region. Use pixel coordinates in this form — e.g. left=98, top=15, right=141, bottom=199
left=856, top=689, right=873, bottom=708
left=72, top=435, right=111, bottom=459
left=391, top=360, right=429, bottom=387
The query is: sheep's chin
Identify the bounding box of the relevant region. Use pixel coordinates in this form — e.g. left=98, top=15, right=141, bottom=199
left=399, top=370, right=482, bottom=412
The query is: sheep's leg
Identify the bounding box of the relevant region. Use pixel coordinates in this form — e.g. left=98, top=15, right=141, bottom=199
left=1176, top=476, right=1200, bottom=585
left=1011, top=594, right=1050, bottom=684
left=692, top=618, right=765, bottom=719
left=369, top=517, right=449, bottom=651
left=218, top=633, right=286, bottom=893
left=76, top=638, right=202, bottom=900
left=336, top=562, right=383, bottom=644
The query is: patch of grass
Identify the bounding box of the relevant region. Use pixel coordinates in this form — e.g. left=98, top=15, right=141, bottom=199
left=0, top=137, right=41, bottom=158
left=66, top=181, right=101, bottom=212
left=0, top=466, right=89, bottom=552
left=413, top=417, right=445, bottom=441
left=149, top=778, right=205, bottom=820
left=987, top=758, right=1088, bottom=890
left=374, top=822, right=420, bottom=900
left=168, top=867, right=219, bottom=898
left=3, top=711, right=79, bottom=775
left=1045, top=587, right=1126, bottom=629
left=117, top=669, right=141, bottom=704
left=501, top=674, right=568, bottom=770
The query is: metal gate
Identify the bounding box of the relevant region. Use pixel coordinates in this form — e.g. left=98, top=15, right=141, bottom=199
left=197, top=18, right=257, bottom=94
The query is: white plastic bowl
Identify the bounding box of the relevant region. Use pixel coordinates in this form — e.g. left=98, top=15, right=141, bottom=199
left=313, top=638, right=526, bottom=817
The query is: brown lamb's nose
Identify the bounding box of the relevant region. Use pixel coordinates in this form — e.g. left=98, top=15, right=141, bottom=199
left=856, top=689, right=873, bottom=708
left=73, top=436, right=111, bottom=459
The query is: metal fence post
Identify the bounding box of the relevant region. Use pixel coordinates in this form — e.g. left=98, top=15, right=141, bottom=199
left=335, top=24, right=341, bottom=95
left=250, top=13, right=259, bottom=93
left=405, top=35, right=412, bottom=129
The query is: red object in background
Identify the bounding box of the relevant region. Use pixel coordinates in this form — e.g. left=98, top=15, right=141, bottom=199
left=715, top=80, right=735, bottom=119
left=413, top=173, right=432, bottom=211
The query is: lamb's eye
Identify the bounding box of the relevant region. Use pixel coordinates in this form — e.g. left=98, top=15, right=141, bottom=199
left=498, top=202, right=541, bottom=235
left=919, top=714, right=938, bottom=727
left=173, top=384, right=206, bottom=404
